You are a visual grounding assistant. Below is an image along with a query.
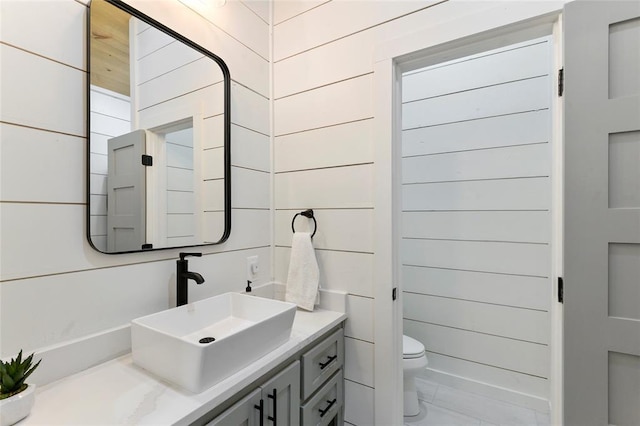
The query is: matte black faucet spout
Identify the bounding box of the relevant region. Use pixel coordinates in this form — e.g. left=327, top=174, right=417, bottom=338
left=177, top=252, right=205, bottom=306
left=182, top=271, right=205, bottom=284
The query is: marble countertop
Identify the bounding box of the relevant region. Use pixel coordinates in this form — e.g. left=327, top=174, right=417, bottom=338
left=21, top=308, right=346, bottom=425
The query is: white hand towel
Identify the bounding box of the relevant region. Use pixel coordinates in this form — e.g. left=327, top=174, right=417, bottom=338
left=285, top=232, right=319, bottom=311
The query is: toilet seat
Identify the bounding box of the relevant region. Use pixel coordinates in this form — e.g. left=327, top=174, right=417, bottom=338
left=403, top=335, right=425, bottom=359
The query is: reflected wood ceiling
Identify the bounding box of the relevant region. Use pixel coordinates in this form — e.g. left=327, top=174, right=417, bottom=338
left=90, top=0, right=130, bottom=96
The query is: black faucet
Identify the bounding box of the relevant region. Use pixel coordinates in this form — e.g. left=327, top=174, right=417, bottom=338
left=177, top=252, right=205, bottom=306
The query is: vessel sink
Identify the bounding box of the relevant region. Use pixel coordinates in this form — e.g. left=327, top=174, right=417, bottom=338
left=131, top=292, right=297, bottom=393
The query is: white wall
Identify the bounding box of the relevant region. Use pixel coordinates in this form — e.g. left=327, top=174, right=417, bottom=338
left=0, top=0, right=271, bottom=387
left=165, top=127, right=197, bottom=245
left=132, top=21, right=223, bottom=246
left=272, top=2, right=448, bottom=423
left=401, top=38, right=553, bottom=409
left=89, top=85, right=132, bottom=251
left=0, top=0, right=571, bottom=422
left=272, top=1, right=567, bottom=424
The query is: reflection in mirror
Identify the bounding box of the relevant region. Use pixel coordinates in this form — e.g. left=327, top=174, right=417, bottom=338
left=88, top=0, right=230, bottom=253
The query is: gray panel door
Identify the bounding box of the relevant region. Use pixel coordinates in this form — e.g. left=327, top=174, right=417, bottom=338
left=564, top=1, right=640, bottom=425
left=106, top=129, right=147, bottom=252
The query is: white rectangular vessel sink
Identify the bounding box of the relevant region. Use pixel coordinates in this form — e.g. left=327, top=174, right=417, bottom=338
left=131, top=292, right=297, bottom=393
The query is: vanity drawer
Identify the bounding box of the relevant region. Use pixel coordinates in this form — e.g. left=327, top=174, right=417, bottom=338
left=301, top=370, right=343, bottom=426
left=302, top=328, right=344, bottom=399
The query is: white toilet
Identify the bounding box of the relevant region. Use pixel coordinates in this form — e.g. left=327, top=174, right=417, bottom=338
left=403, top=334, right=428, bottom=417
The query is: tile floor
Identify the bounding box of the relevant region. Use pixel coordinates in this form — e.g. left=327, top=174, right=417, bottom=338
left=404, top=377, right=551, bottom=426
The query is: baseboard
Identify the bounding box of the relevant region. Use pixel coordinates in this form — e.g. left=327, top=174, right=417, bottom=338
left=423, top=368, right=551, bottom=413
left=27, top=324, right=131, bottom=387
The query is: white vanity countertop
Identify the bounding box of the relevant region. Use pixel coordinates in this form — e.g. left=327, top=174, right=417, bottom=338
left=21, top=308, right=346, bottom=425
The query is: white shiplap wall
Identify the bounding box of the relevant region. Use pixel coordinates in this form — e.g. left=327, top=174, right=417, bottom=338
left=0, top=0, right=271, bottom=387
left=273, top=2, right=474, bottom=425
left=132, top=22, right=225, bottom=245
left=401, top=38, right=553, bottom=407
left=272, top=2, right=561, bottom=423
left=89, top=85, right=132, bottom=251
left=164, top=128, right=197, bottom=246
left=1, top=1, right=567, bottom=421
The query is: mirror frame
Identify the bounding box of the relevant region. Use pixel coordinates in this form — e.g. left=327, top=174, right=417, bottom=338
left=86, top=0, right=231, bottom=254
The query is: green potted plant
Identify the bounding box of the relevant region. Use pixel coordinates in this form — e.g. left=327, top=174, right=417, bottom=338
left=0, top=350, right=41, bottom=426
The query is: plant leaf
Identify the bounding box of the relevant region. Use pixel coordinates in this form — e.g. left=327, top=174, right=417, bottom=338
left=21, top=352, right=33, bottom=370
left=1, top=371, right=15, bottom=392
left=6, top=361, right=16, bottom=377
left=0, top=352, right=41, bottom=395
left=17, top=359, right=41, bottom=388
left=15, top=365, right=25, bottom=382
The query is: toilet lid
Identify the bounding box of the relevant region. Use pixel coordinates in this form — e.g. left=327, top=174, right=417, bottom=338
left=403, top=335, right=425, bottom=358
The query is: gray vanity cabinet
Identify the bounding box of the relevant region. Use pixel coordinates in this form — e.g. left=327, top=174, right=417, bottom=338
left=205, top=389, right=262, bottom=425
left=261, top=361, right=301, bottom=425
left=206, top=361, right=300, bottom=426
left=203, top=325, right=345, bottom=426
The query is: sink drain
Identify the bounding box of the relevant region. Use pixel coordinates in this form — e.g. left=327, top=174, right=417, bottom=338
left=199, top=337, right=216, bottom=344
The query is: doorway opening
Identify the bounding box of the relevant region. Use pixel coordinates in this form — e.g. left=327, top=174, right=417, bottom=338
left=400, top=36, right=555, bottom=425
left=145, top=118, right=202, bottom=248
left=372, top=12, right=564, bottom=426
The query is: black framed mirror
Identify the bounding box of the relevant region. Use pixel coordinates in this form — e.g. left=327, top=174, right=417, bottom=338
left=87, top=0, right=231, bottom=254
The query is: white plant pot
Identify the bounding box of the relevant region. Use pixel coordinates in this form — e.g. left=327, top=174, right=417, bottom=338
left=0, top=384, right=36, bottom=426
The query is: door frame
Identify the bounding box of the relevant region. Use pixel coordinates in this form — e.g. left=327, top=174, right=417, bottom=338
left=139, top=104, right=205, bottom=247
left=372, top=4, right=565, bottom=425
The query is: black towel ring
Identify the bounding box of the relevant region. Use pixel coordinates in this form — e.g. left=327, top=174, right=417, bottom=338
left=291, top=209, right=317, bottom=238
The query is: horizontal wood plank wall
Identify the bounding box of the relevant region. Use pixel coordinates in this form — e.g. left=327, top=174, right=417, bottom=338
left=0, top=0, right=272, bottom=374
left=133, top=25, right=223, bottom=245
left=88, top=86, right=132, bottom=251
left=272, top=1, right=508, bottom=424
left=401, top=38, right=553, bottom=405
left=166, top=128, right=196, bottom=245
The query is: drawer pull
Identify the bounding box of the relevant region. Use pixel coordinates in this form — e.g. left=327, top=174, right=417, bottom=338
left=319, top=355, right=337, bottom=370
left=267, top=388, right=277, bottom=424
left=319, top=398, right=337, bottom=417
left=254, top=399, right=264, bottom=426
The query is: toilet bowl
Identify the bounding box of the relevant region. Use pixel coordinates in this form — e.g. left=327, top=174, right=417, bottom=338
left=403, top=334, right=428, bottom=417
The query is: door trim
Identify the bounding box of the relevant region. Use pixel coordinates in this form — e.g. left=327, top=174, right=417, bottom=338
left=372, top=4, right=565, bottom=425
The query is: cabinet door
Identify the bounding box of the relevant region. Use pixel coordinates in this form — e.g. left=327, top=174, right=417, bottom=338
left=261, top=360, right=300, bottom=426
left=206, top=389, right=262, bottom=426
